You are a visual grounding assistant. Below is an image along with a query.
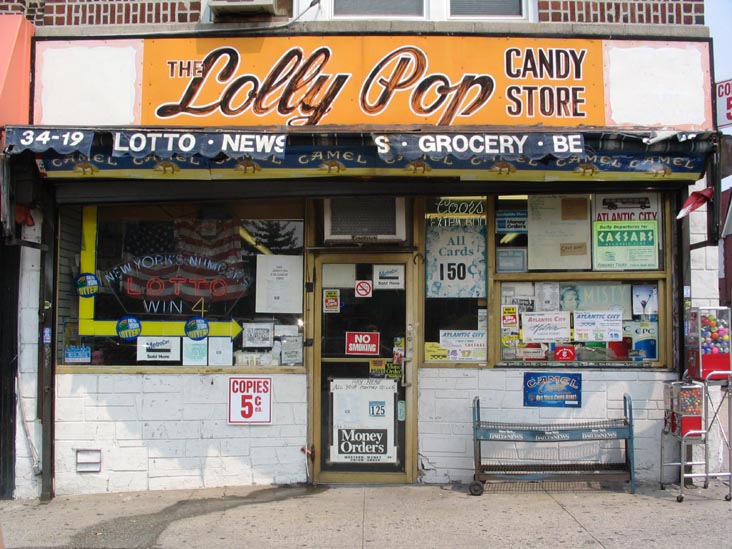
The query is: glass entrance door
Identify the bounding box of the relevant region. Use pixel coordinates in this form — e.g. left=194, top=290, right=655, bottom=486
left=314, top=254, right=415, bottom=483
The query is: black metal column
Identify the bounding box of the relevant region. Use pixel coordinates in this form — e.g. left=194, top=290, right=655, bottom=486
left=0, top=240, right=20, bottom=499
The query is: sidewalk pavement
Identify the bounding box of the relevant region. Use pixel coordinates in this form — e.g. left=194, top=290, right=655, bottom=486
left=2, top=480, right=732, bottom=548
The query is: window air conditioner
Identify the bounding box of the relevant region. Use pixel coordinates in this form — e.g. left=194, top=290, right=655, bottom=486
left=324, top=197, right=407, bottom=244
left=209, top=0, right=277, bottom=15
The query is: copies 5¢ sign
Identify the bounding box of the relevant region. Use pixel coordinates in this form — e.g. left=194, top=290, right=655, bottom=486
left=228, top=377, right=272, bottom=424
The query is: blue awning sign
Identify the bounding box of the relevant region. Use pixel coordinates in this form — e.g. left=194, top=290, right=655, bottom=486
left=373, top=133, right=585, bottom=160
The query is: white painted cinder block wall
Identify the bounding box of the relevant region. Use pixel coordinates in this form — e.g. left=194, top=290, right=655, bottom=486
left=689, top=179, right=720, bottom=307
left=417, top=368, right=677, bottom=484
left=14, top=216, right=44, bottom=499
left=687, top=178, right=728, bottom=473
left=52, top=373, right=308, bottom=495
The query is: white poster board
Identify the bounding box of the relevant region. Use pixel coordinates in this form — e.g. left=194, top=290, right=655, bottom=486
left=373, top=265, right=405, bottom=290
left=438, top=330, right=487, bottom=361
left=255, top=255, right=303, bottom=313
left=242, top=323, right=274, bottom=348
left=322, top=263, right=356, bottom=288
left=329, top=378, right=397, bottom=464
left=528, top=195, right=591, bottom=270
left=521, top=312, right=571, bottom=343
left=136, top=337, right=181, bottom=361
left=573, top=311, right=623, bottom=342
left=183, top=337, right=208, bottom=365
left=208, top=337, right=233, bottom=366
left=280, top=335, right=303, bottom=365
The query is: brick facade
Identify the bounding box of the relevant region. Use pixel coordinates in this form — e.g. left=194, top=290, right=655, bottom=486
left=0, top=1, right=26, bottom=16
left=0, top=1, right=203, bottom=25
left=538, top=0, right=705, bottom=25
left=0, top=0, right=707, bottom=27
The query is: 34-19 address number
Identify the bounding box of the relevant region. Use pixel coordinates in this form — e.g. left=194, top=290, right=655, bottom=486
left=17, top=129, right=88, bottom=147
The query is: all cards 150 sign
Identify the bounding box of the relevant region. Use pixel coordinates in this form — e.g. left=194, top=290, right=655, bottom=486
left=426, top=224, right=487, bottom=298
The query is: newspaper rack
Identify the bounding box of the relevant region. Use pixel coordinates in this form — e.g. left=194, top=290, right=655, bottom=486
left=470, top=394, right=635, bottom=496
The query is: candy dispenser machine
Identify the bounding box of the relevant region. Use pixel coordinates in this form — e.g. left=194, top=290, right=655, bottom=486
left=671, top=382, right=704, bottom=437
left=686, top=307, right=732, bottom=381
left=660, top=380, right=713, bottom=501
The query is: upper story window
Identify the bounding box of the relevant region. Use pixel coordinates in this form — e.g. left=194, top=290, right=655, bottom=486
left=331, top=0, right=527, bottom=19
left=450, top=0, right=522, bottom=17
left=334, top=0, right=424, bottom=17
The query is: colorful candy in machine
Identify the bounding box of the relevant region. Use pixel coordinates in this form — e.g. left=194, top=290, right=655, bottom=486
left=672, top=382, right=704, bottom=437
left=686, top=307, right=732, bottom=380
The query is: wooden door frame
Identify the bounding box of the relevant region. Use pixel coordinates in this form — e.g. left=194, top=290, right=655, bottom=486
left=310, top=252, right=418, bottom=484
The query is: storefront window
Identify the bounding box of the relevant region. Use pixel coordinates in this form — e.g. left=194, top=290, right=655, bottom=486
left=423, top=197, right=487, bottom=362
left=496, top=193, right=663, bottom=273
left=59, top=202, right=305, bottom=367
left=496, top=192, right=665, bottom=366
left=421, top=193, right=667, bottom=367
left=500, top=280, right=659, bottom=364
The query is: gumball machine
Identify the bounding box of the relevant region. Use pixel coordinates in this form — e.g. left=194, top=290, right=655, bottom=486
left=672, top=382, right=704, bottom=436
left=686, top=307, right=732, bottom=381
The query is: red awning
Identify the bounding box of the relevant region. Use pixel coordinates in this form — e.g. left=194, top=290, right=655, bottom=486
left=0, top=16, right=33, bottom=235
left=0, top=15, right=34, bottom=127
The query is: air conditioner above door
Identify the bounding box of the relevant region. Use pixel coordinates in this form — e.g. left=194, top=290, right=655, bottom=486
left=324, top=197, right=407, bottom=244
left=208, top=0, right=278, bottom=15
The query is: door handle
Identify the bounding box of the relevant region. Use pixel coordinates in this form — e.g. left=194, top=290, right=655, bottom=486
left=402, top=323, right=414, bottom=387
left=401, top=357, right=412, bottom=388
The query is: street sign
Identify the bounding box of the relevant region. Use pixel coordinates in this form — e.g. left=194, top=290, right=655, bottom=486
left=717, top=79, right=732, bottom=129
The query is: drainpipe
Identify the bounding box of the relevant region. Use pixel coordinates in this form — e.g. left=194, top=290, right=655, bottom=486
left=38, top=185, right=56, bottom=502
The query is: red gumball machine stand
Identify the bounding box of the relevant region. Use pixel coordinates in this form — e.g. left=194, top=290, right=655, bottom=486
left=660, top=307, right=732, bottom=502
left=660, top=380, right=707, bottom=502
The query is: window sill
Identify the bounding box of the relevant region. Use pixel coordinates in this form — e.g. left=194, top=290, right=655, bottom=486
left=419, top=361, right=670, bottom=369
left=56, top=365, right=306, bottom=375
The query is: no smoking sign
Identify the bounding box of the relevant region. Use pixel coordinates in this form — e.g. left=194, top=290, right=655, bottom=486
left=355, top=280, right=373, bottom=298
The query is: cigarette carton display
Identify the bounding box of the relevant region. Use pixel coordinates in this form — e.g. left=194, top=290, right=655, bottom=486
left=623, top=321, right=658, bottom=361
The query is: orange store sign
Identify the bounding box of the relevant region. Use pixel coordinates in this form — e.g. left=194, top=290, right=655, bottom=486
left=142, top=36, right=605, bottom=128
